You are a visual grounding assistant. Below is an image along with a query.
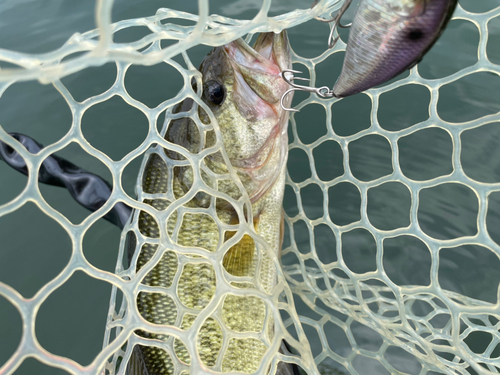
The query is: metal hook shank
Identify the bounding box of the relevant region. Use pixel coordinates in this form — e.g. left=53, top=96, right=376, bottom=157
left=280, top=88, right=301, bottom=113
left=326, top=0, right=354, bottom=49
left=280, top=69, right=335, bottom=112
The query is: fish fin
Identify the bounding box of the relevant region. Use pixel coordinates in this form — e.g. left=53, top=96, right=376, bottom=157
left=279, top=208, right=285, bottom=257
left=277, top=340, right=303, bottom=375
left=127, top=346, right=150, bottom=375
left=223, top=232, right=256, bottom=277
left=276, top=361, right=297, bottom=375
left=223, top=216, right=259, bottom=277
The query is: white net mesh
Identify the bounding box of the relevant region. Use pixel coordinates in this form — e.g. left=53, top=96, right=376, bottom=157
left=0, top=0, right=499, bottom=375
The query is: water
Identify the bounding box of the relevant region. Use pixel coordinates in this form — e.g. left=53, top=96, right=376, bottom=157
left=0, top=0, right=499, bottom=374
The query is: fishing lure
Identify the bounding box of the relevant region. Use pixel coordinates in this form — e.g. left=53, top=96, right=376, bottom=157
left=281, top=0, right=458, bottom=111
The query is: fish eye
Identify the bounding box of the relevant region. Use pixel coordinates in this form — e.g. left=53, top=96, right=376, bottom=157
left=204, top=80, right=225, bottom=106
left=408, top=29, right=424, bottom=41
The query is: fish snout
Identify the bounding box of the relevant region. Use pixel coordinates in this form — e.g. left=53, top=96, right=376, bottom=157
left=224, top=31, right=292, bottom=120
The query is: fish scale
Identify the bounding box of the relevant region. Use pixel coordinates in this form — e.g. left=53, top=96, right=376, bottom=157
left=127, top=30, right=294, bottom=375
left=132, top=150, right=270, bottom=373
left=133, top=150, right=228, bottom=373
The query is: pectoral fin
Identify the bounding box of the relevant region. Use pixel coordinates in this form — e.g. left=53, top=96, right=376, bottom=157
left=279, top=208, right=285, bottom=257
left=277, top=340, right=303, bottom=375
left=127, top=346, right=149, bottom=375
left=223, top=216, right=259, bottom=277
left=223, top=233, right=256, bottom=277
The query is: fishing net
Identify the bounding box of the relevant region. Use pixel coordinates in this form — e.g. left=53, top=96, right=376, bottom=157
left=0, top=0, right=499, bottom=374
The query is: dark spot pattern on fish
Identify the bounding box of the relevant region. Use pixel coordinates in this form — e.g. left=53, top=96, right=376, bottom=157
left=333, top=0, right=459, bottom=97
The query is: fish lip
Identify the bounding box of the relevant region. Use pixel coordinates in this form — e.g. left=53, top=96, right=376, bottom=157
left=218, top=32, right=292, bottom=203
left=222, top=31, right=291, bottom=108
left=223, top=31, right=290, bottom=76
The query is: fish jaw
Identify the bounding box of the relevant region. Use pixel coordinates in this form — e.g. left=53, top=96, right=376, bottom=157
left=333, top=0, right=458, bottom=97
left=201, top=31, right=293, bottom=203
left=223, top=32, right=292, bottom=121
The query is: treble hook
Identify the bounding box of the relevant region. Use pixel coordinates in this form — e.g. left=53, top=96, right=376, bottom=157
left=280, top=69, right=335, bottom=112
left=313, top=0, right=354, bottom=49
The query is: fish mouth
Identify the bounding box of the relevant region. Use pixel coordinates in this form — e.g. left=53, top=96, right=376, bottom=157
left=224, top=31, right=291, bottom=75
left=220, top=32, right=292, bottom=203
left=223, top=31, right=291, bottom=120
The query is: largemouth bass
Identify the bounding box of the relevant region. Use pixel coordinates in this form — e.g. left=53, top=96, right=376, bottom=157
left=127, top=31, right=295, bottom=375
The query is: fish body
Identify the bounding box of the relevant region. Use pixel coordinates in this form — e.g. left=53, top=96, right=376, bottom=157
left=333, top=0, right=458, bottom=97
left=128, top=31, right=294, bottom=375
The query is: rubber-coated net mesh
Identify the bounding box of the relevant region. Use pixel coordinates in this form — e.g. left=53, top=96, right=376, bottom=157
left=0, top=0, right=499, bottom=374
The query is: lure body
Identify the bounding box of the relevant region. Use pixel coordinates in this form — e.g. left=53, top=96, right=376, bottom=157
left=333, top=0, right=458, bottom=97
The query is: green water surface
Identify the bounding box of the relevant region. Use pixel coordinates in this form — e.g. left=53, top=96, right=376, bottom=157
left=0, top=0, right=499, bottom=374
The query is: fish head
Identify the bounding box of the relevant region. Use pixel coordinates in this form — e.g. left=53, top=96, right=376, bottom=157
left=198, top=31, right=293, bottom=201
